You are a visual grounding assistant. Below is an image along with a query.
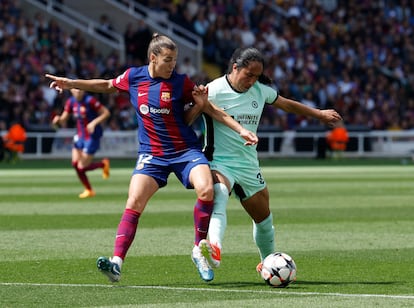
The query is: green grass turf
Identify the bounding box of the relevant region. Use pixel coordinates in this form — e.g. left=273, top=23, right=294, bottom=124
left=1, top=160, right=414, bottom=307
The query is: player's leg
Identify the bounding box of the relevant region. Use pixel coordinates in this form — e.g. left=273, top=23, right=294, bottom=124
left=241, top=187, right=275, bottom=266
left=114, top=173, right=158, bottom=261
left=102, top=158, right=110, bottom=179
left=77, top=139, right=105, bottom=197
left=79, top=156, right=110, bottom=179
left=188, top=163, right=214, bottom=244
left=97, top=173, right=159, bottom=282
left=185, top=159, right=215, bottom=282
left=71, top=147, right=94, bottom=197
left=201, top=170, right=232, bottom=268
left=76, top=150, right=96, bottom=198
left=78, top=138, right=110, bottom=179
left=71, top=138, right=95, bottom=197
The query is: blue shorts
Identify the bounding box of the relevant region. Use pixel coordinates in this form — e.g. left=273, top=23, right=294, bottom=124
left=73, top=135, right=100, bottom=155
left=132, top=149, right=209, bottom=188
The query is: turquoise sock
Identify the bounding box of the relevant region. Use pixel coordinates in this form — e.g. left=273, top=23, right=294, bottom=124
left=253, top=213, right=275, bottom=261
left=208, top=183, right=229, bottom=248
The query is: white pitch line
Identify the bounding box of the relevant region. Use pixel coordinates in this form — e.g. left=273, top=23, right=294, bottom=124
left=1, top=282, right=414, bottom=300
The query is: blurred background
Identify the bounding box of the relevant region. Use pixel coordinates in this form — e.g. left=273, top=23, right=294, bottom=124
left=1, top=0, right=414, bottom=160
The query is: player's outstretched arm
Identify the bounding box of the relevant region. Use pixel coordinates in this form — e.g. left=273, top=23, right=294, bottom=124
left=45, top=74, right=116, bottom=94
left=275, top=95, right=342, bottom=127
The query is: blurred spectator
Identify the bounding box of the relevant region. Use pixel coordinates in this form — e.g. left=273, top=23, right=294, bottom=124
left=193, top=7, right=210, bottom=37
left=2, top=0, right=414, bottom=134
left=124, top=19, right=152, bottom=66
left=177, top=56, right=197, bottom=78
left=96, top=14, right=115, bottom=40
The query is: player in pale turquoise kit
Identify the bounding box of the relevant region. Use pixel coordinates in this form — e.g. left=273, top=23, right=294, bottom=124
left=189, top=47, right=342, bottom=278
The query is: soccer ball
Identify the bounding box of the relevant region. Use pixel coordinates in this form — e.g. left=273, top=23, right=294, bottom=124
left=260, top=252, right=297, bottom=287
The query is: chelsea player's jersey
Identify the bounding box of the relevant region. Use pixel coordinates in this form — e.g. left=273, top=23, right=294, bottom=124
left=204, top=75, right=277, bottom=165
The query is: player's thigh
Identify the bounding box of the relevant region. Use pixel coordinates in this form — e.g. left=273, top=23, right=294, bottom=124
left=126, top=173, right=159, bottom=212
left=241, top=187, right=270, bottom=223
left=211, top=170, right=232, bottom=192
left=188, top=163, right=214, bottom=200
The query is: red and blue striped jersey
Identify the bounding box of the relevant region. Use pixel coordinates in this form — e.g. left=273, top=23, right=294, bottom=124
left=64, top=94, right=103, bottom=140
left=112, top=66, right=201, bottom=156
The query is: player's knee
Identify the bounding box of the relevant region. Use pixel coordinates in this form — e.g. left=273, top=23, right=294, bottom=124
left=197, top=184, right=214, bottom=201
left=126, top=195, right=145, bottom=212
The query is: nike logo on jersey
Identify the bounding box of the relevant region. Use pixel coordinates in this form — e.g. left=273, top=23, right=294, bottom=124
left=192, top=157, right=202, bottom=162
left=138, top=92, right=147, bottom=97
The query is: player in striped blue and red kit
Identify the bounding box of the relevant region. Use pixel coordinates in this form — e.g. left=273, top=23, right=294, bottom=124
left=46, top=33, right=258, bottom=282
left=53, top=88, right=111, bottom=198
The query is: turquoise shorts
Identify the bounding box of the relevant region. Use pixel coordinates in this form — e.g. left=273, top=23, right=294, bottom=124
left=209, top=159, right=266, bottom=201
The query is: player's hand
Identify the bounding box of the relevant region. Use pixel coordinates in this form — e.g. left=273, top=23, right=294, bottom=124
left=191, top=86, right=209, bottom=109
left=191, top=85, right=208, bottom=100
left=86, top=122, right=96, bottom=134
left=239, top=128, right=259, bottom=146
left=193, top=84, right=208, bottom=95
left=320, top=110, right=343, bottom=127
left=45, top=74, right=72, bottom=94
left=52, top=115, right=60, bottom=125
left=51, top=115, right=60, bottom=130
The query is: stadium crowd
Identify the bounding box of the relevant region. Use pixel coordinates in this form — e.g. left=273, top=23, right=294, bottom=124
left=1, top=0, right=414, bottom=134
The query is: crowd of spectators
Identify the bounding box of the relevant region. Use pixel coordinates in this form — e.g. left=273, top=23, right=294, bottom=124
left=1, top=0, right=414, bottom=134
left=160, top=0, right=414, bottom=130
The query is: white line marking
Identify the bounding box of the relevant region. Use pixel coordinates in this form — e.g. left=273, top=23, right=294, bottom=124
left=1, top=282, right=413, bottom=300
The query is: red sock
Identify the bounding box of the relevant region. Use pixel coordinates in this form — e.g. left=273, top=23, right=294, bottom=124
left=72, top=161, right=92, bottom=190
left=83, top=161, right=104, bottom=171
left=193, top=198, right=214, bottom=245
left=76, top=167, right=92, bottom=190
left=113, top=208, right=141, bottom=260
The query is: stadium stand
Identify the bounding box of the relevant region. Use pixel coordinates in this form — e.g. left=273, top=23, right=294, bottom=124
left=1, top=0, right=414, bottom=151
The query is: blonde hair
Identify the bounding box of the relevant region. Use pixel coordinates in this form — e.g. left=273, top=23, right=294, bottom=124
left=147, top=33, right=177, bottom=60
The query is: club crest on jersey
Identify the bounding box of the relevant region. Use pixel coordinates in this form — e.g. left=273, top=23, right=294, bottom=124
left=73, top=105, right=86, bottom=118
left=161, top=91, right=171, bottom=102
left=252, top=101, right=258, bottom=108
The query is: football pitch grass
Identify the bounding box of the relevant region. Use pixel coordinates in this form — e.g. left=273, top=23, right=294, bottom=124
left=1, top=159, right=413, bottom=307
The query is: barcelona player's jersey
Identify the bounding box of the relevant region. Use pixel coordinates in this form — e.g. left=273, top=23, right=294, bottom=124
left=64, top=95, right=103, bottom=140
left=112, top=66, right=201, bottom=156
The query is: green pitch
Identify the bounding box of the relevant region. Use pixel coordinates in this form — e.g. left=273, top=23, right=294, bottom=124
left=1, top=160, right=413, bottom=307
